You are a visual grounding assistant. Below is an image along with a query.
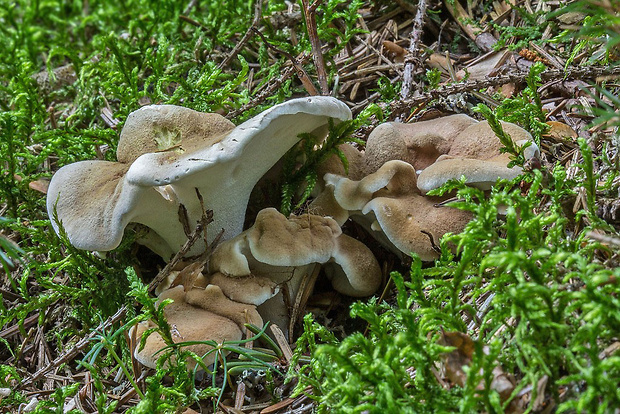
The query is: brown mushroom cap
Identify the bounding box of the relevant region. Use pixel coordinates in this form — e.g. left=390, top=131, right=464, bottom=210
left=246, top=208, right=341, bottom=268
left=417, top=121, right=539, bottom=193
left=362, top=190, right=472, bottom=260
left=316, top=143, right=366, bottom=182
left=208, top=272, right=280, bottom=307
left=417, top=154, right=518, bottom=192
left=326, top=235, right=381, bottom=296
left=132, top=285, right=259, bottom=369
left=117, top=105, right=235, bottom=163
left=325, top=160, right=473, bottom=260
left=447, top=120, right=533, bottom=159
left=309, top=143, right=367, bottom=221
left=363, top=114, right=478, bottom=174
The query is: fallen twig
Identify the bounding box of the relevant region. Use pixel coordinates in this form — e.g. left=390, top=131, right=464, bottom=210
left=444, top=0, right=497, bottom=52
left=301, top=0, right=329, bottom=95
left=226, top=53, right=312, bottom=119
left=19, top=306, right=127, bottom=388
left=400, top=0, right=427, bottom=101
left=389, top=65, right=620, bottom=119
left=147, top=208, right=214, bottom=293
left=218, top=0, right=264, bottom=69
left=252, top=28, right=318, bottom=95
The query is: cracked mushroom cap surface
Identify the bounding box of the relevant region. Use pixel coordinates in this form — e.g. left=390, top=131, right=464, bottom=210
left=47, top=97, right=351, bottom=258
left=326, top=160, right=473, bottom=261
left=417, top=121, right=539, bottom=193
left=132, top=284, right=263, bottom=369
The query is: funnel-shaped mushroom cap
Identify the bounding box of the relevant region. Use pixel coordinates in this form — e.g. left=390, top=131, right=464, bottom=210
left=47, top=97, right=351, bottom=257
left=417, top=121, right=539, bottom=193
left=209, top=208, right=381, bottom=333
left=132, top=284, right=263, bottom=369
left=363, top=114, right=477, bottom=174
left=324, top=160, right=473, bottom=260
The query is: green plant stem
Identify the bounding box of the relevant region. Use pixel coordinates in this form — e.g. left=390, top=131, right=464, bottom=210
left=107, top=343, right=145, bottom=400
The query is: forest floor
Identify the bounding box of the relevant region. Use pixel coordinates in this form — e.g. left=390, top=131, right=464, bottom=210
left=1, top=0, right=619, bottom=413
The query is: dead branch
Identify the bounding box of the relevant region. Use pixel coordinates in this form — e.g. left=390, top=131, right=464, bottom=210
left=389, top=65, right=620, bottom=119
left=301, top=0, right=329, bottom=95
left=147, top=208, right=214, bottom=293
left=19, top=306, right=127, bottom=388
left=218, top=0, right=264, bottom=69
left=252, top=28, right=318, bottom=95
left=400, top=0, right=427, bottom=101
left=226, top=52, right=312, bottom=119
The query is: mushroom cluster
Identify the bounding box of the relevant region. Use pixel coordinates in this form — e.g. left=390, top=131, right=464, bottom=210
left=47, top=100, right=538, bottom=371
left=310, top=113, right=539, bottom=260
left=134, top=206, right=381, bottom=366
left=209, top=208, right=381, bottom=333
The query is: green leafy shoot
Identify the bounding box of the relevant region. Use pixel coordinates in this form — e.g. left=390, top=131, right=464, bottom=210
left=473, top=103, right=530, bottom=167
left=0, top=217, right=25, bottom=274
left=280, top=104, right=383, bottom=215
left=492, top=61, right=549, bottom=146
left=551, top=0, right=620, bottom=65
left=292, top=163, right=620, bottom=412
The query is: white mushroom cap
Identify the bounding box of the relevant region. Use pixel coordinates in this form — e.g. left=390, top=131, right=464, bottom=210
left=132, top=284, right=262, bottom=369
left=46, top=161, right=180, bottom=254
left=417, top=121, right=540, bottom=193
left=47, top=97, right=351, bottom=257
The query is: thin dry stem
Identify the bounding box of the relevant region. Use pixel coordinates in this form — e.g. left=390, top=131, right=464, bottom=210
left=400, top=0, right=427, bottom=101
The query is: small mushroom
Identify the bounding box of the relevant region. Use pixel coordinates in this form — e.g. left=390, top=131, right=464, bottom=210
left=132, top=283, right=265, bottom=370
left=308, top=143, right=366, bottom=222
left=322, top=160, right=473, bottom=260
left=47, top=97, right=352, bottom=258
left=209, top=207, right=381, bottom=334
left=417, top=120, right=540, bottom=193
left=310, top=115, right=537, bottom=260
left=309, top=115, right=478, bottom=220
